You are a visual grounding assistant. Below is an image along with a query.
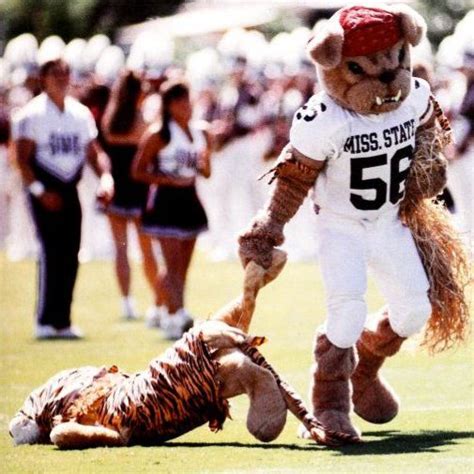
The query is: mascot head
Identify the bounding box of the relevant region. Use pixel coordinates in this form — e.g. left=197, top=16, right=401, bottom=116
left=307, top=4, right=426, bottom=114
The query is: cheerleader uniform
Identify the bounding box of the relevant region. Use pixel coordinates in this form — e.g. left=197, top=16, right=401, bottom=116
left=105, top=143, right=148, bottom=218
left=12, top=93, right=98, bottom=333
left=141, top=121, right=208, bottom=239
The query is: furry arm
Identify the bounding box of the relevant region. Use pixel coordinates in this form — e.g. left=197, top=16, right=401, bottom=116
left=239, top=145, right=322, bottom=269
left=402, top=97, right=450, bottom=205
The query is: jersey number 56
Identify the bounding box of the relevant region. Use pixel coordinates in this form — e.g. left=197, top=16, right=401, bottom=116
left=350, top=145, right=413, bottom=211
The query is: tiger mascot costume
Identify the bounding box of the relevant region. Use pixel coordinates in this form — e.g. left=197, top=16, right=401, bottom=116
left=9, top=250, right=349, bottom=449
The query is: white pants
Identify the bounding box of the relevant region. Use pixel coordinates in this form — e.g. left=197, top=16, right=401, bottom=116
left=316, top=210, right=431, bottom=348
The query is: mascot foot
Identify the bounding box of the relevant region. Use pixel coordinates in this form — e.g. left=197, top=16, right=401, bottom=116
left=352, top=313, right=405, bottom=424
left=315, top=409, right=361, bottom=443
left=297, top=422, right=360, bottom=446
left=311, top=333, right=361, bottom=444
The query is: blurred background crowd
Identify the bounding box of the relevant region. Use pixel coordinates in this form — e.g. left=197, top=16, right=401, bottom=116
left=0, top=0, right=472, bottom=264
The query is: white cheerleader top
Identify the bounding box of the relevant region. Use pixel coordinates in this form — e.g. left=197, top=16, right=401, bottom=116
left=158, top=121, right=206, bottom=179
left=12, top=93, right=98, bottom=184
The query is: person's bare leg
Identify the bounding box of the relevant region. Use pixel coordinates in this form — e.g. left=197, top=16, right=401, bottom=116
left=159, top=238, right=183, bottom=314
left=159, top=238, right=196, bottom=339
left=108, top=214, right=136, bottom=318
left=175, top=238, right=196, bottom=309
left=133, top=219, right=165, bottom=306
left=108, top=214, right=130, bottom=296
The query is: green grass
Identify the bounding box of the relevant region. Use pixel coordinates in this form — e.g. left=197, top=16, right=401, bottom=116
left=1, top=252, right=473, bottom=473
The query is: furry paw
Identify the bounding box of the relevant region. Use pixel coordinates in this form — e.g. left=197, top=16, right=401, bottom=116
left=9, top=415, right=41, bottom=445
left=200, top=321, right=247, bottom=348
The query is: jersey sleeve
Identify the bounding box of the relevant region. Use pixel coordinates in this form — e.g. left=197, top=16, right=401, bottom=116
left=11, top=108, right=36, bottom=141
left=289, top=94, right=345, bottom=161
left=84, top=108, right=98, bottom=141
left=408, top=77, right=433, bottom=126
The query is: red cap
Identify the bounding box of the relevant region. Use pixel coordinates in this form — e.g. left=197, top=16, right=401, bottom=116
left=339, top=6, right=402, bottom=57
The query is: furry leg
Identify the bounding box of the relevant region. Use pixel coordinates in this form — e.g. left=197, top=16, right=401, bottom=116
left=312, top=333, right=361, bottom=442
left=352, top=313, right=405, bottom=423
left=239, top=146, right=320, bottom=269
left=212, top=249, right=287, bottom=331
left=217, top=349, right=287, bottom=442
left=50, top=422, right=125, bottom=449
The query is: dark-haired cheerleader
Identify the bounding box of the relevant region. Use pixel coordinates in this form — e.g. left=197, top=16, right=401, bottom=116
left=133, top=80, right=211, bottom=339
left=102, top=70, right=164, bottom=322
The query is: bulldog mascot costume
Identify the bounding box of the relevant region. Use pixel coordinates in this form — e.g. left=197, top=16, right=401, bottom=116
left=239, top=3, right=469, bottom=442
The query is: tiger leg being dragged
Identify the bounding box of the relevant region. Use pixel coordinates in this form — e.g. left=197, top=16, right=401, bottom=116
left=217, top=349, right=287, bottom=442
left=50, top=422, right=126, bottom=449
left=212, top=248, right=287, bottom=331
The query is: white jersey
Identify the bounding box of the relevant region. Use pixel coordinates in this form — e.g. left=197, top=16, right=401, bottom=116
left=158, top=121, right=206, bottom=179
left=290, top=78, right=432, bottom=221
left=12, top=93, right=97, bottom=184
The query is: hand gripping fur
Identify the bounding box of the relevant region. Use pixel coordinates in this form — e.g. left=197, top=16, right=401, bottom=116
left=239, top=146, right=320, bottom=269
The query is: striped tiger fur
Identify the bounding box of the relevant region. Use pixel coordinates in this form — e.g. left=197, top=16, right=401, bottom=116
left=10, top=328, right=229, bottom=446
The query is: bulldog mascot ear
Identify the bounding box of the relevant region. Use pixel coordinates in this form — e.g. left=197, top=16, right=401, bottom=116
left=386, top=3, right=426, bottom=46
left=307, top=4, right=427, bottom=68
left=306, top=20, right=344, bottom=69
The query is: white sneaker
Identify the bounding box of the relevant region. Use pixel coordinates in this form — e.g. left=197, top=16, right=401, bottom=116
left=146, top=305, right=167, bottom=328
left=35, top=324, right=59, bottom=340
left=161, top=308, right=194, bottom=340
left=297, top=423, right=312, bottom=440
left=56, top=326, right=84, bottom=340
left=121, top=296, right=138, bottom=320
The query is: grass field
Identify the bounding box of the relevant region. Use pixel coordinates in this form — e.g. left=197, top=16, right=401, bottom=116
left=1, top=251, right=473, bottom=473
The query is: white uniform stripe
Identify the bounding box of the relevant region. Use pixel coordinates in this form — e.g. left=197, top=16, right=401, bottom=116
left=36, top=245, right=47, bottom=323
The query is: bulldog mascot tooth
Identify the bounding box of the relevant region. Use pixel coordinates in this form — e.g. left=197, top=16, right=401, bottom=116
left=239, top=4, right=469, bottom=443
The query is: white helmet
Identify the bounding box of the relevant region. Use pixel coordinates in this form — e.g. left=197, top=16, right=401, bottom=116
left=95, top=45, right=126, bottom=85
left=4, top=33, right=38, bottom=68
left=83, top=34, right=111, bottom=71
left=64, top=38, right=88, bottom=73
left=37, top=35, right=66, bottom=65
left=127, top=31, right=174, bottom=76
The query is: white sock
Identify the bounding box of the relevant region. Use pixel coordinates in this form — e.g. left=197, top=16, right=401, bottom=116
left=121, top=296, right=136, bottom=317
left=147, top=304, right=167, bottom=318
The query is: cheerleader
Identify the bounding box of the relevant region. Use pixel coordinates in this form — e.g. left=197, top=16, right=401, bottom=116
left=13, top=58, right=114, bottom=339
left=133, top=80, right=211, bottom=339
left=101, top=70, right=164, bottom=322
